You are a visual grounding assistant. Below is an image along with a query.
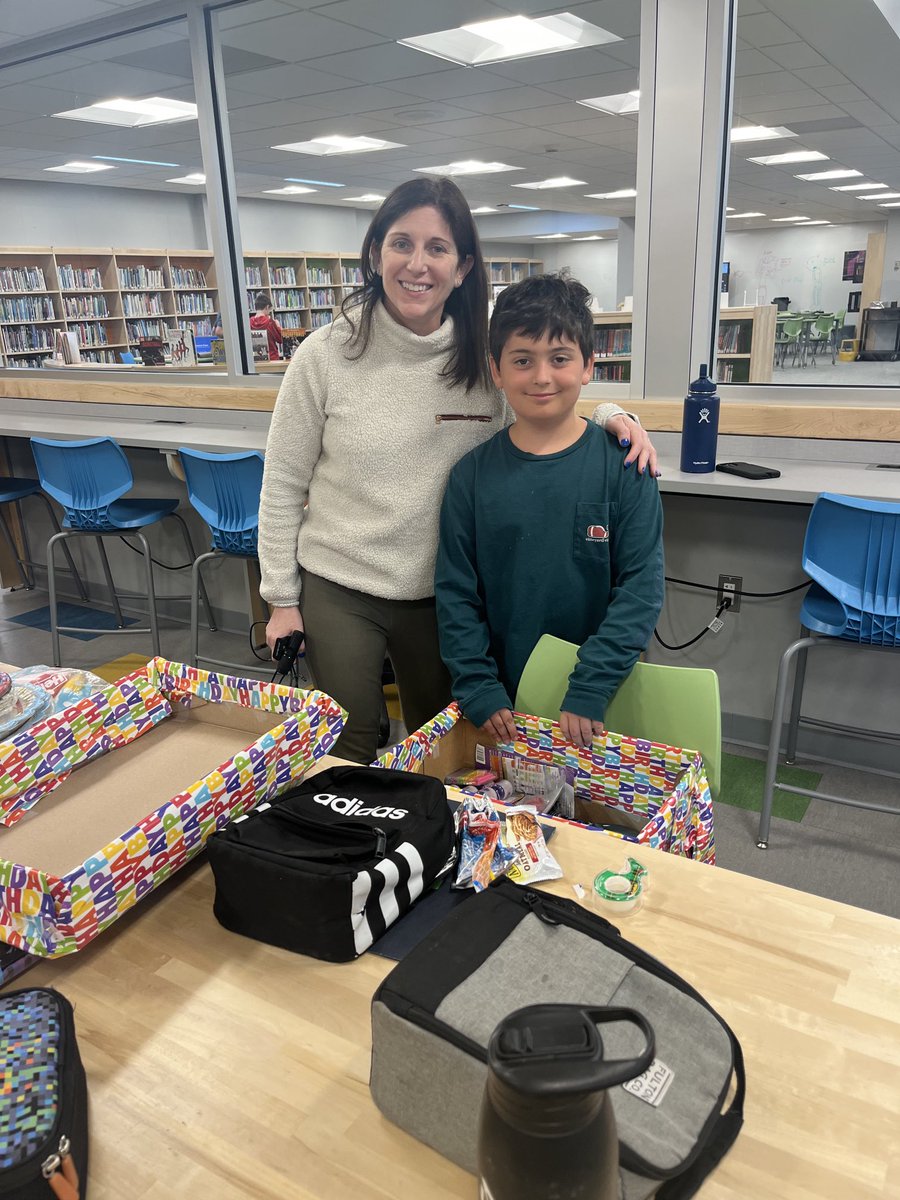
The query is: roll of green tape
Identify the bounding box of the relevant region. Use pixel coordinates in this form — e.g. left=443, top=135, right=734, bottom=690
left=592, top=856, right=647, bottom=916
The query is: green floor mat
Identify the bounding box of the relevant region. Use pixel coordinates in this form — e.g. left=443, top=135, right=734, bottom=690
left=718, top=752, right=822, bottom=822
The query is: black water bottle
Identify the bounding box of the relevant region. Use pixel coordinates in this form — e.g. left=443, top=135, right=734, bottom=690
left=477, top=1004, right=655, bottom=1200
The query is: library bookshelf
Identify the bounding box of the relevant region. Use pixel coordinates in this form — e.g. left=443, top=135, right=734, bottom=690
left=486, top=258, right=543, bottom=297
left=0, top=246, right=220, bottom=368
left=243, top=251, right=363, bottom=331
left=589, top=304, right=777, bottom=385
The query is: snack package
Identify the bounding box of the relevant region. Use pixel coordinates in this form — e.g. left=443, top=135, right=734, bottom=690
left=11, top=665, right=108, bottom=715
left=501, top=805, right=564, bottom=886
left=444, top=766, right=499, bottom=789
left=475, top=743, right=575, bottom=816
left=453, top=797, right=515, bottom=892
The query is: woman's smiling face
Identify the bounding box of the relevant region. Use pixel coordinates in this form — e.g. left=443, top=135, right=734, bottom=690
left=374, top=205, right=473, bottom=336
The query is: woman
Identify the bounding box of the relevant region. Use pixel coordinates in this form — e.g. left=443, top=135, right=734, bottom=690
left=259, top=176, right=658, bottom=762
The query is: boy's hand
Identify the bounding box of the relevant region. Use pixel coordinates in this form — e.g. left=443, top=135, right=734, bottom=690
left=480, top=708, right=517, bottom=743
left=559, top=711, right=605, bottom=749
left=606, top=414, right=660, bottom=477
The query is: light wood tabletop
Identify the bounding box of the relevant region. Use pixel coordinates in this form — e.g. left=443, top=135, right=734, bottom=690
left=7, top=763, right=900, bottom=1200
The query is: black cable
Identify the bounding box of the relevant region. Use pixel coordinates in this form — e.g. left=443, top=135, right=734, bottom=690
left=665, top=575, right=810, bottom=599
left=655, top=601, right=729, bottom=651
left=249, top=620, right=271, bottom=663
left=118, top=536, right=193, bottom=571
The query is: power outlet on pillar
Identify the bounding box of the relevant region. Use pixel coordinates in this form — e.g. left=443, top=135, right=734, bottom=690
left=717, top=574, right=742, bottom=613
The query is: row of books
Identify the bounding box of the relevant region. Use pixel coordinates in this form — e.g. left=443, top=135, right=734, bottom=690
left=118, top=265, right=165, bottom=289
left=175, top=294, right=215, bottom=315
left=3, top=325, right=55, bottom=352
left=171, top=266, right=209, bottom=289
left=0, top=296, right=56, bottom=322
left=67, top=322, right=110, bottom=347
left=123, top=293, right=167, bottom=316
left=126, top=319, right=168, bottom=341
left=7, top=354, right=49, bottom=368
left=341, top=266, right=363, bottom=284
left=306, top=267, right=334, bottom=285
left=62, top=295, right=109, bottom=318
left=58, top=265, right=104, bottom=290
left=270, top=266, right=298, bottom=285
left=594, top=327, right=632, bottom=357
left=716, top=361, right=741, bottom=383
left=718, top=324, right=749, bottom=353
left=0, top=266, right=47, bottom=292
left=244, top=266, right=264, bottom=286
left=309, top=289, right=336, bottom=308
left=310, top=311, right=333, bottom=329
left=593, top=362, right=630, bottom=382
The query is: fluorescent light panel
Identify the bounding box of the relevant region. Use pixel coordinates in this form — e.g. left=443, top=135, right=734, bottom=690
left=507, top=204, right=540, bottom=211
left=730, top=125, right=796, bottom=142
left=398, top=13, right=621, bottom=66
left=727, top=211, right=766, bottom=218
left=285, top=177, right=344, bottom=187
left=770, top=215, right=809, bottom=221
left=53, top=96, right=197, bottom=127
left=799, top=220, right=830, bottom=225
left=470, top=206, right=498, bottom=214
left=264, top=185, right=317, bottom=195
left=45, top=161, right=114, bottom=173
left=585, top=188, right=636, bottom=199
left=93, top=155, right=180, bottom=167
left=273, top=135, right=404, bottom=155
left=863, top=191, right=900, bottom=199
left=534, top=233, right=570, bottom=239
left=577, top=90, right=639, bottom=116
left=167, top=173, right=205, bottom=185
left=748, top=150, right=828, bottom=166
left=795, top=168, right=862, bottom=181
left=342, top=193, right=385, bottom=202
left=829, top=182, right=887, bottom=191
left=879, top=201, right=900, bottom=207
left=513, top=176, right=585, bottom=189
left=416, top=160, right=520, bottom=176
left=572, top=235, right=605, bottom=240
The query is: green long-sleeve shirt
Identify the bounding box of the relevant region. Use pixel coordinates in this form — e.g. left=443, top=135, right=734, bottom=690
left=435, top=420, right=664, bottom=728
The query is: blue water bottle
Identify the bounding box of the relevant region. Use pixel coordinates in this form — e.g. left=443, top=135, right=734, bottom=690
left=679, top=363, right=720, bottom=473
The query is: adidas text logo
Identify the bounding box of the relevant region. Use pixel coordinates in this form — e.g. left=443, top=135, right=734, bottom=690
left=313, top=793, right=408, bottom=821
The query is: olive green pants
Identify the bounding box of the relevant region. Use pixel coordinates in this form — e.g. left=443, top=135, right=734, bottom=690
left=299, top=569, right=451, bottom=764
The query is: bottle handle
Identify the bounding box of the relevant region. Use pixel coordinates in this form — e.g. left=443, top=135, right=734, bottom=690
left=581, top=1006, right=656, bottom=1090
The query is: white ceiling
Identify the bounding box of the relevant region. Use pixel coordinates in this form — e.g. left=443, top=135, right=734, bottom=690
left=0, top=0, right=898, bottom=241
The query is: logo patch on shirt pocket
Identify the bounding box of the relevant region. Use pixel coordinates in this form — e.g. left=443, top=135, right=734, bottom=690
left=574, top=503, right=613, bottom=562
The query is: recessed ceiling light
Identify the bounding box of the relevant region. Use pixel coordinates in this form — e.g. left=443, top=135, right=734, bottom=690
left=341, top=193, right=386, bottom=202
left=576, top=90, right=640, bottom=116
left=513, top=176, right=586, bottom=190
left=272, top=135, right=404, bottom=156
left=167, top=173, right=206, bottom=185
left=416, top=160, right=521, bottom=176
left=44, top=161, right=114, bottom=173
left=471, top=206, right=498, bottom=214
left=862, top=191, right=900, bottom=200
left=798, top=219, right=830, bottom=225
left=285, top=177, right=344, bottom=187
left=572, top=235, right=605, bottom=241
left=506, top=204, right=541, bottom=211
left=770, top=215, right=809, bottom=222
left=879, top=201, right=900, bottom=207
left=398, top=13, right=621, bottom=66
left=795, top=168, right=862, bottom=181
left=748, top=150, right=828, bottom=166
left=93, top=155, right=180, bottom=167
left=53, top=96, right=197, bottom=127
left=730, top=125, right=796, bottom=143
left=585, top=188, right=637, bottom=199
left=534, top=233, right=570, bottom=239
left=727, top=211, right=766, bottom=218
left=263, top=185, right=317, bottom=195
left=829, top=182, right=887, bottom=191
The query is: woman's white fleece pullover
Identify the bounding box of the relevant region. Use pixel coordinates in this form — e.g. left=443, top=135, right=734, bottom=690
left=257, top=301, right=624, bottom=605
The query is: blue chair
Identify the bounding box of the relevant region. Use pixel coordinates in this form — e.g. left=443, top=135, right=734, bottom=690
left=30, top=437, right=214, bottom=667
left=119, top=351, right=137, bottom=365
left=0, top=476, right=87, bottom=597
left=178, top=448, right=264, bottom=672
left=758, top=493, right=900, bottom=847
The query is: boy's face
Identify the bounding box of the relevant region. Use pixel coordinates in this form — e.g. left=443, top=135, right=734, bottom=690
left=491, top=331, right=593, bottom=424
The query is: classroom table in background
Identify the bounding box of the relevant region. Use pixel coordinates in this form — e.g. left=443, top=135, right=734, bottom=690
left=7, top=754, right=900, bottom=1200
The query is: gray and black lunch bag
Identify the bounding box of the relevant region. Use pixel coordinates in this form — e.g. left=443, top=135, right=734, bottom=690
left=370, top=877, right=744, bottom=1199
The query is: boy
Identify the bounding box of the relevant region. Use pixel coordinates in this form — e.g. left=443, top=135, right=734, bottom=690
left=435, top=272, right=664, bottom=748
left=249, top=292, right=283, bottom=360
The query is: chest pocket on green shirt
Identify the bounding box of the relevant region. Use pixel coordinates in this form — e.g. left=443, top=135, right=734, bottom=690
left=574, top=502, right=613, bottom=564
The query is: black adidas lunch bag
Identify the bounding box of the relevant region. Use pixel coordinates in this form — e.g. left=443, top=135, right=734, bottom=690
left=207, top=765, right=455, bottom=962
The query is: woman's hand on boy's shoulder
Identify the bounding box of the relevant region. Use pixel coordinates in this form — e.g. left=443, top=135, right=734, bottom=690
left=559, top=711, right=605, bottom=749
left=604, top=414, right=660, bottom=478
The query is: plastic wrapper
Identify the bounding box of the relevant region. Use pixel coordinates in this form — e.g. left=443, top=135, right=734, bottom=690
left=453, top=797, right=515, bottom=892
left=12, top=666, right=108, bottom=716
left=475, top=742, right=575, bottom=816
left=501, top=805, right=564, bottom=886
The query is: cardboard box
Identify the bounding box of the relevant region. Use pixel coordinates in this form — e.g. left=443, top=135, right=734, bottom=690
left=375, top=704, right=715, bottom=864
left=0, top=658, right=345, bottom=969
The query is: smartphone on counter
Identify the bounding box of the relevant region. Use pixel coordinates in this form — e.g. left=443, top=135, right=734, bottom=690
left=716, top=461, right=781, bottom=480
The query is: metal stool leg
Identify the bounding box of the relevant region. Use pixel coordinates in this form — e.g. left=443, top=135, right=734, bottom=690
left=34, top=494, right=88, bottom=600
left=0, top=506, right=31, bottom=589
left=784, top=637, right=810, bottom=764
left=758, top=636, right=818, bottom=848
left=190, top=550, right=219, bottom=668
left=135, top=531, right=161, bottom=657
left=46, top=529, right=69, bottom=668
left=96, top=536, right=125, bottom=627
left=170, top=512, right=216, bottom=632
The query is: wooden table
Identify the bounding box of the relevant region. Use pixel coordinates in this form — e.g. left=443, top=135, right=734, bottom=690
left=9, top=762, right=900, bottom=1200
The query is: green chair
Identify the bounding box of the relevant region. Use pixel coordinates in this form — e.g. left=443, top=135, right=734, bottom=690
left=807, top=314, right=836, bottom=365
left=774, top=318, right=804, bottom=368
left=514, top=634, right=722, bottom=798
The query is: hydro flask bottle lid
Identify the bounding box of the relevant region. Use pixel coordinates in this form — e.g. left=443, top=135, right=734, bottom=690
left=489, top=1004, right=655, bottom=1099
left=689, top=363, right=717, bottom=394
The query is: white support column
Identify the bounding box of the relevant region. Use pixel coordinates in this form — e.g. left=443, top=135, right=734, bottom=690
left=631, top=0, right=736, bottom=400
